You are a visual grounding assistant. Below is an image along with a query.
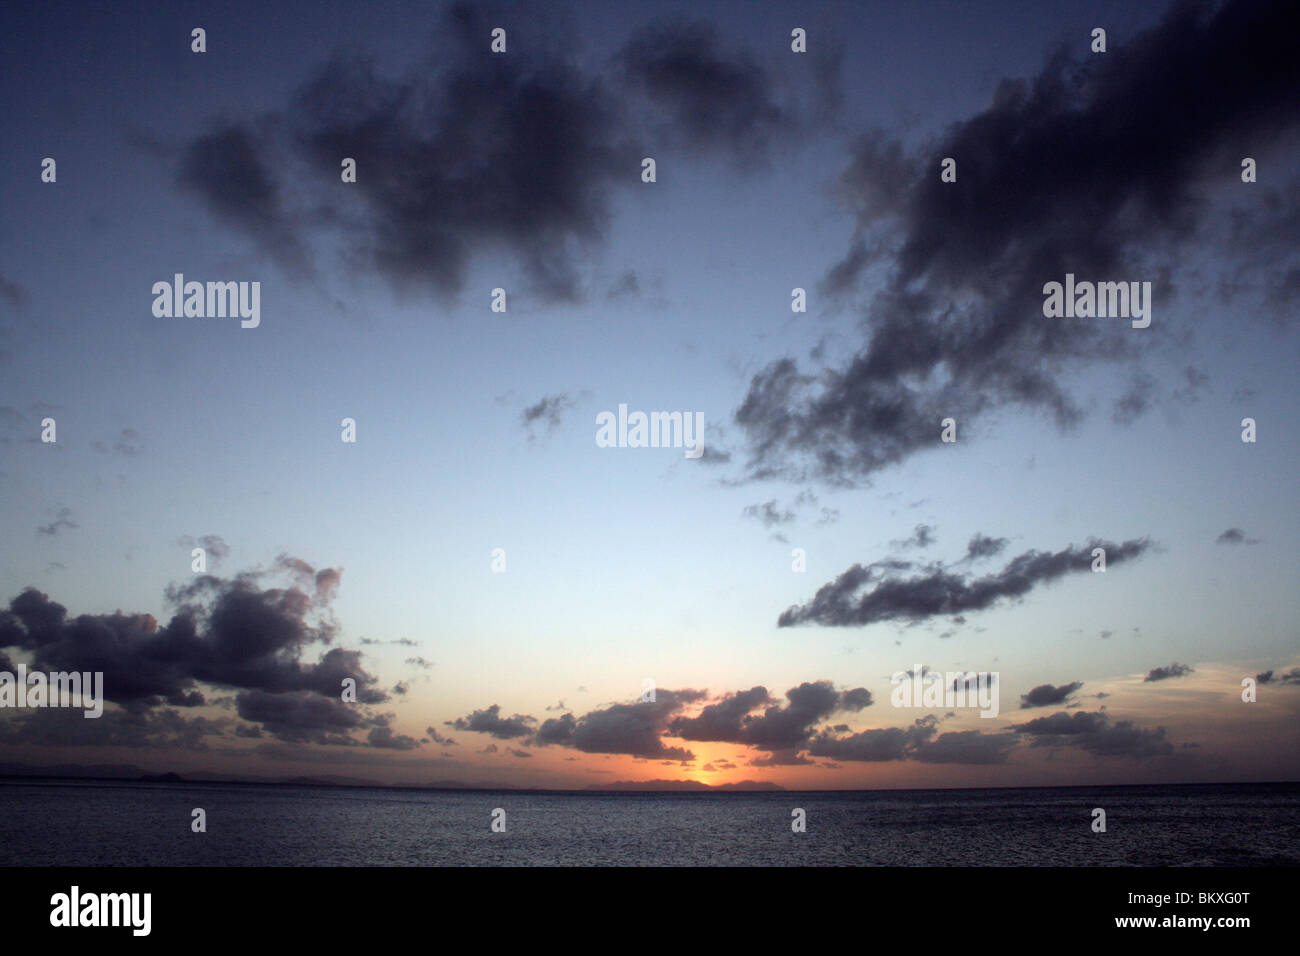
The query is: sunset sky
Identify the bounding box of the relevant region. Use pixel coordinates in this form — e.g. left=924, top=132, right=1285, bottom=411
left=1, top=0, right=1297, bottom=790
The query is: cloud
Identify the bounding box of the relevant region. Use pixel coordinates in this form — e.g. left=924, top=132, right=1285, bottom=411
left=1216, top=528, right=1260, bottom=545
left=779, top=537, right=1152, bottom=627
left=1144, top=662, right=1194, bottom=682
left=446, top=704, right=537, bottom=739
left=0, top=706, right=231, bottom=750
left=910, top=730, right=1019, bottom=765
left=1009, top=710, right=1174, bottom=759
left=425, top=727, right=458, bottom=746
left=1020, top=681, right=1084, bottom=709
left=236, top=690, right=373, bottom=746
left=36, top=507, right=78, bottom=537
left=521, top=393, right=575, bottom=434
left=368, top=725, right=420, bottom=750
left=806, top=724, right=923, bottom=762
left=742, top=500, right=795, bottom=527
left=666, top=681, right=872, bottom=759
left=617, top=18, right=789, bottom=171
left=0, top=561, right=389, bottom=744
left=178, top=535, right=231, bottom=568
left=1255, top=668, right=1300, bottom=686
left=169, top=4, right=824, bottom=305
left=891, top=523, right=936, bottom=550
left=733, top=0, right=1300, bottom=485
left=696, top=446, right=733, bottom=466
left=964, top=533, right=1009, bottom=561
left=535, top=688, right=708, bottom=760
left=176, top=121, right=315, bottom=279
left=175, top=3, right=634, bottom=302
left=405, top=656, right=434, bottom=669
left=806, top=715, right=1015, bottom=765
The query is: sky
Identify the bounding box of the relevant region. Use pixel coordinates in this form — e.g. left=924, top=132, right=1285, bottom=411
left=0, top=0, right=1297, bottom=790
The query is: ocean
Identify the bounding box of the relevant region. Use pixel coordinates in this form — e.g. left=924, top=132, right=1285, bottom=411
left=2, top=779, right=1296, bottom=866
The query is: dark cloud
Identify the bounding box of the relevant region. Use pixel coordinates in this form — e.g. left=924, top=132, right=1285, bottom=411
left=178, top=534, right=231, bottom=567
left=910, top=730, right=1019, bottom=765
left=535, top=712, right=576, bottom=746
left=742, top=500, right=795, bottom=527
left=521, top=393, right=575, bottom=433
left=1010, top=710, right=1174, bottom=759
left=807, top=724, right=922, bottom=762
left=807, top=714, right=1014, bottom=765
left=0, top=562, right=389, bottom=745
left=666, top=681, right=872, bottom=758
left=176, top=5, right=631, bottom=302
left=1216, top=528, right=1260, bottom=545
left=734, top=0, right=1300, bottom=485
left=696, top=446, right=733, bottom=466
left=779, top=537, right=1152, bottom=627
left=1144, top=662, right=1194, bottom=682
left=748, top=748, right=814, bottom=766
left=425, top=727, right=458, bottom=746
left=405, top=656, right=434, bottom=669
left=964, top=533, right=1009, bottom=561
left=1224, top=173, right=1300, bottom=309
left=0, top=706, right=231, bottom=750
left=36, top=507, right=78, bottom=537
left=1255, top=668, right=1300, bottom=685
left=891, top=524, right=936, bottom=550
left=665, top=685, right=772, bottom=741
left=535, top=688, right=707, bottom=760
left=1020, top=681, right=1083, bottom=709
left=233, top=690, right=373, bottom=745
left=171, top=4, right=819, bottom=304
left=617, top=18, right=787, bottom=170
left=176, top=122, right=314, bottom=278
left=446, top=704, right=537, bottom=739
left=368, top=725, right=420, bottom=750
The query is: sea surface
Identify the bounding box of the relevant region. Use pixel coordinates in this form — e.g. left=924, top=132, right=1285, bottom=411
left=1, top=779, right=1296, bottom=866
